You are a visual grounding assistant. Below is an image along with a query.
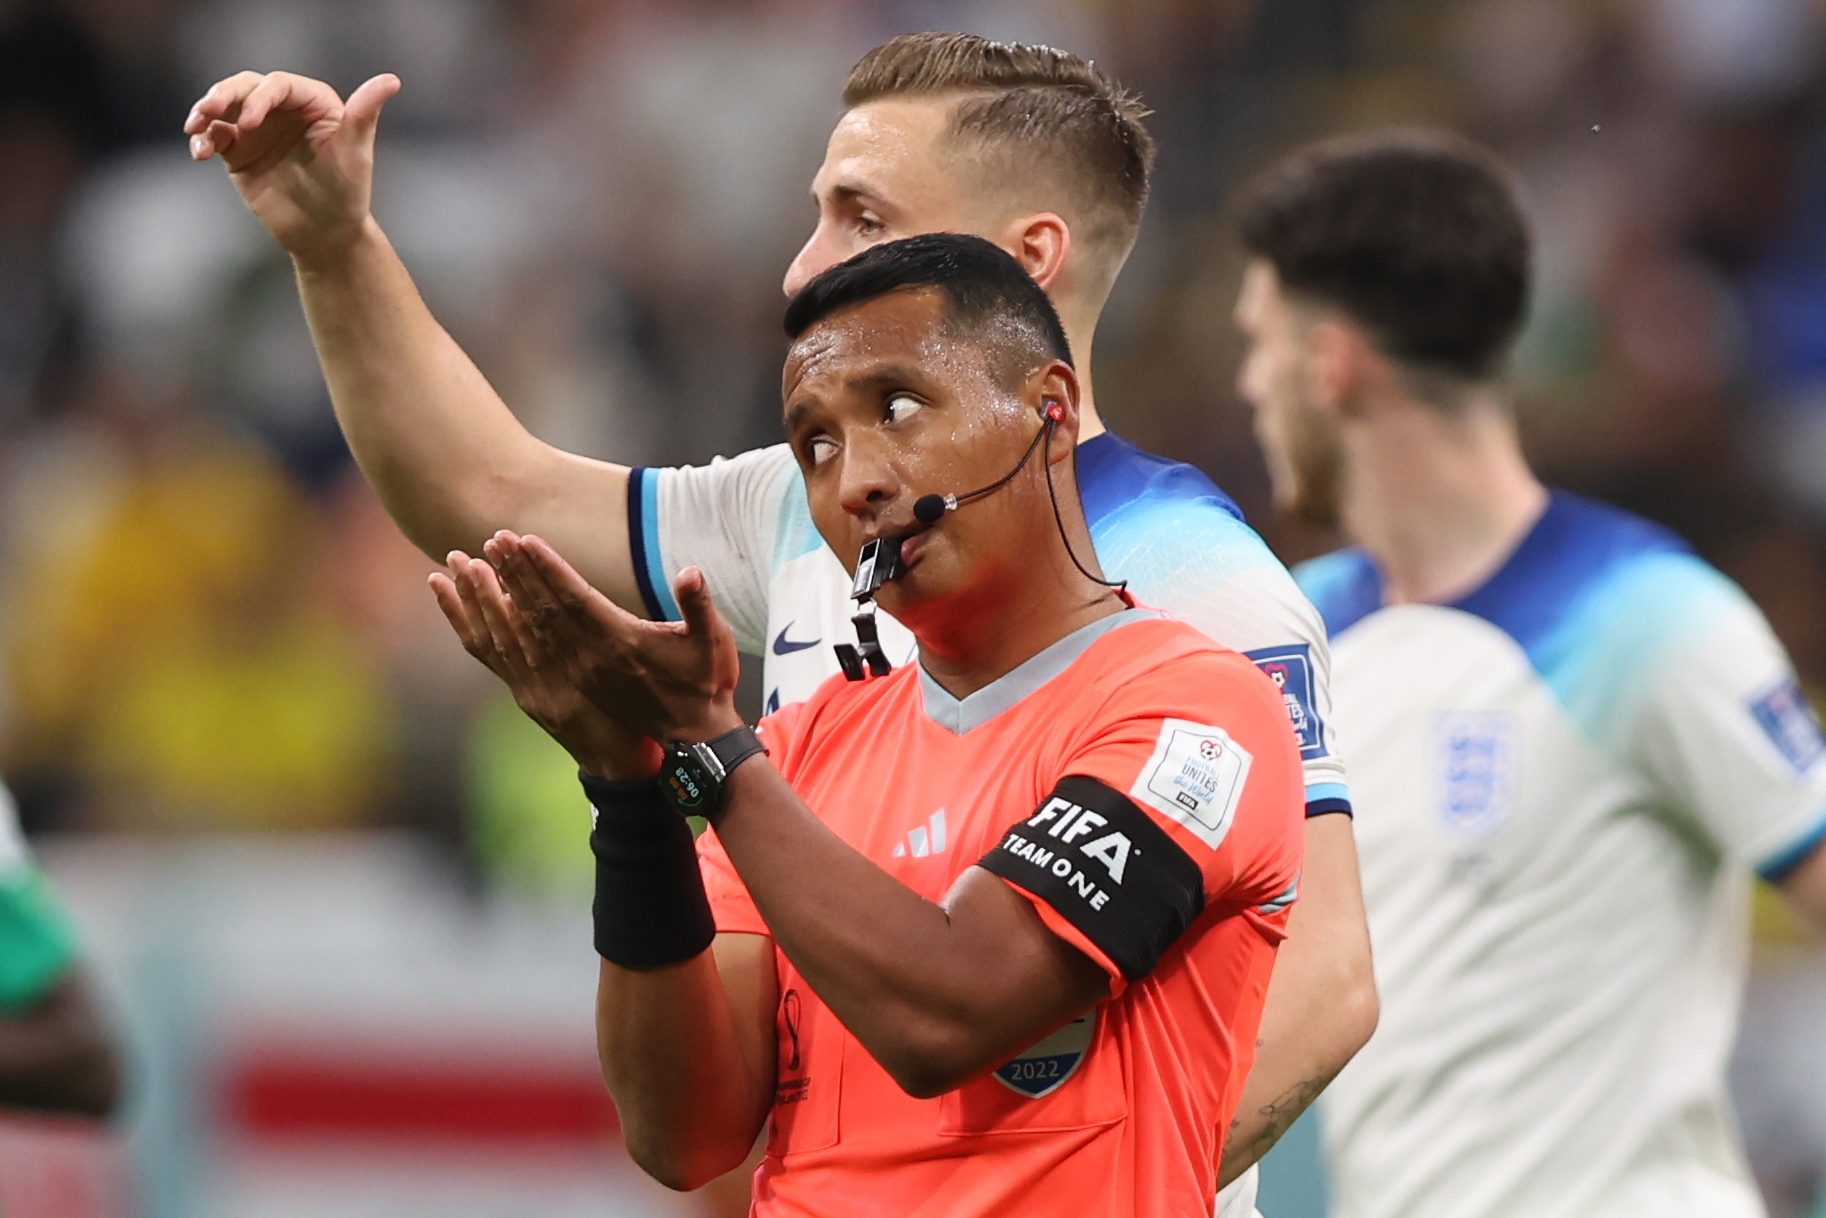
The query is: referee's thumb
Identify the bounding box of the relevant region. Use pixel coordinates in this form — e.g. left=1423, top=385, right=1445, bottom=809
left=674, top=567, right=717, bottom=636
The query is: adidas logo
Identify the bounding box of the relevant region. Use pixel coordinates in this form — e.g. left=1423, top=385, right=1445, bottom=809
left=891, top=810, right=948, bottom=858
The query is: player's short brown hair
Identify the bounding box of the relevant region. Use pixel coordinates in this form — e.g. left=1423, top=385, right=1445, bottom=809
left=1237, top=129, right=1531, bottom=383
left=844, top=33, right=1155, bottom=284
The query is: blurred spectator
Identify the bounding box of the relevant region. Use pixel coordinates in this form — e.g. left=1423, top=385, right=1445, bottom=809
left=2, top=380, right=394, bottom=831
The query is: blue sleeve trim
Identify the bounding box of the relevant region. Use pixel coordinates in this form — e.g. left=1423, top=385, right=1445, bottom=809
left=1304, top=782, right=1353, bottom=819
left=1758, top=804, right=1826, bottom=883
left=627, top=468, right=679, bottom=622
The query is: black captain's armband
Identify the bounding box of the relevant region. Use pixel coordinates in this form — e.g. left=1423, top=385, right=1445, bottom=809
left=979, top=775, right=1206, bottom=981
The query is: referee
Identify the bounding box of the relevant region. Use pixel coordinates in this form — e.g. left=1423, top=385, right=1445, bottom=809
left=435, top=234, right=1308, bottom=1216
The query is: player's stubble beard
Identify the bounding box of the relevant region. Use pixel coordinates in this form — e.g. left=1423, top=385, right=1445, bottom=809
left=1262, top=377, right=1346, bottom=529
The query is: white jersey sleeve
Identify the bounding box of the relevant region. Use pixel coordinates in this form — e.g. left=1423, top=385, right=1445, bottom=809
left=1088, top=486, right=1350, bottom=817
left=628, top=444, right=802, bottom=655
left=1212, top=1166, right=1261, bottom=1218
left=1631, top=575, right=1826, bottom=879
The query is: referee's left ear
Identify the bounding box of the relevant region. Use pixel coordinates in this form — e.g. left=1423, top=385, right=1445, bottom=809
left=1031, top=360, right=1081, bottom=463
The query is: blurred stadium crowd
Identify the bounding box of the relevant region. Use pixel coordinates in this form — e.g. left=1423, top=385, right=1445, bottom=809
left=3, top=0, right=1826, bottom=1213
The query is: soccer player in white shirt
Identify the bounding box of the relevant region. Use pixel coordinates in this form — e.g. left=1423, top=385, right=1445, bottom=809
left=1232, top=129, right=1826, bottom=1218
left=186, top=33, right=1377, bottom=1206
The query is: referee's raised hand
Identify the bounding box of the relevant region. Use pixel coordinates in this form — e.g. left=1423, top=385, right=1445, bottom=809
left=484, top=531, right=745, bottom=748
left=185, top=70, right=400, bottom=264
left=431, top=549, right=661, bottom=780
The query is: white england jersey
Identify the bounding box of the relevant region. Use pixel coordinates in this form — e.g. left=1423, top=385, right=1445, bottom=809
left=1298, top=492, right=1826, bottom=1218
left=629, top=432, right=1349, bottom=1217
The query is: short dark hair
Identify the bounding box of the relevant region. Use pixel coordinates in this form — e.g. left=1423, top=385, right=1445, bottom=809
left=783, top=233, right=1072, bottom=389
left=843, top=33, right=1154, bottom=278
left=1237, top=129, right=1531, bottom=381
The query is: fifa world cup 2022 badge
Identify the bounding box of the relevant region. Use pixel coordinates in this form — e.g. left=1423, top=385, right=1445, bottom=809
left=1750, top=677, right=1826, bottom=773
left=1245, top=644, right=1328, bottom=760
left=995, top=1011, right=1097, bottom=1098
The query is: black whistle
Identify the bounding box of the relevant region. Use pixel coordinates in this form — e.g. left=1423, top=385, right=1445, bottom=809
left=835, top=537, right=905, bottom=681
left=849, top=536, right=906, bottom=604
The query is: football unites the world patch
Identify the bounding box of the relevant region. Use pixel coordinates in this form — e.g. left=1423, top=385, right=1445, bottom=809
left=1245, top=644, right=1329, bottom=760
left=1128, top=719, right=1252, bottom=851
left=1749, top=678, right=1826, bottom=774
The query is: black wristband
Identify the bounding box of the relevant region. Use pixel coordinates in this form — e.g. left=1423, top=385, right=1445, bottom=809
left=582, top=772, right=717, bottom=969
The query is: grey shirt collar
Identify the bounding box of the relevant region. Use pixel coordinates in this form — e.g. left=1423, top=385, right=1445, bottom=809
left=917, top=608, right=1165, bottom=736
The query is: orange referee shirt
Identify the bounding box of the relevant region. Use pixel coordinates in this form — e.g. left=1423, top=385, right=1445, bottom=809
left=697, top=607, right=1306, bottom=1218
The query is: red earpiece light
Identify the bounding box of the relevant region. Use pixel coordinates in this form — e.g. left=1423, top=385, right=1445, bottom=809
left=1044, top=402, right=1065, bottom=422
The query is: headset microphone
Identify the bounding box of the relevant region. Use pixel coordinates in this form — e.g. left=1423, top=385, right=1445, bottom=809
left=912, top=492, right=949, bottom=526
left=913, top=400, right=1066, bottom=526
left=834, top=400, right=1122, bottom=683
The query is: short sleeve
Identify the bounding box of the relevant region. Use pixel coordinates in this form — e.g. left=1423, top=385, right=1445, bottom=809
left=0, top=786, right=76, bottom=1012
left=1633, top=593, right=1826, bottom=880
left=979, top=648, right=1306, bottom=984
left=630, top=444, right=801, bottom=654
left=1094, top=496, right=1351, bottom=818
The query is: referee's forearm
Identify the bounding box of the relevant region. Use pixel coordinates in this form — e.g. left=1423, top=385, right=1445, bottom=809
left=711, top=762, right=1094, bottom=1098
left=595, top=945, right=772, bottom=1190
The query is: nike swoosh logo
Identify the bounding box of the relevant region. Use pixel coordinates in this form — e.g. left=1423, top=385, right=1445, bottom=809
left=772, top=623, right=821, bottom=656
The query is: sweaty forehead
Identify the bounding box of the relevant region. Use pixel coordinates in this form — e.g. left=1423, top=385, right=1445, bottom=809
left=783, top=288, right=988, bottom=406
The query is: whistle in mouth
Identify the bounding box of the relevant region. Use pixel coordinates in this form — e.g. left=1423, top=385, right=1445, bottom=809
left=850, top=536, right=906, bottom=604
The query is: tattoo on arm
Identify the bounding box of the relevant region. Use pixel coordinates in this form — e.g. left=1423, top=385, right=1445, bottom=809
left=1220, top=1075, right=1329, bottom=1183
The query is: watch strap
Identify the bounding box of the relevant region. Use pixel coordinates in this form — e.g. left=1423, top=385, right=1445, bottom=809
left=702, top=725, right=767, bottom=778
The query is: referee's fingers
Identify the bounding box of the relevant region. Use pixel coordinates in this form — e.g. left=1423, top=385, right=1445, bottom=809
left=432, top=558, right=497, bottom=668
left=428, top=572, right=480, bottom=652
left=499, top=581, right=550, bottom=671
left=488, top=533, right=581, bottom=647
left=466, top=557, right=537, bottom=683
left=517, top=533, right=630, bottom=629
left=674, top=567, right=719, bottom=641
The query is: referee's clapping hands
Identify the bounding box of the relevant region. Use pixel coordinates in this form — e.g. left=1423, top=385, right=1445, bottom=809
left=430, top=531, right=745, bottom=775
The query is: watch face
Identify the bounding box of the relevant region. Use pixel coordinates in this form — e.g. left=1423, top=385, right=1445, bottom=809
left=662, top=747, right=713, bottom=812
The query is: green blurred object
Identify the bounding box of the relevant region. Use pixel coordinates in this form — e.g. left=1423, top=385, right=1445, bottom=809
left=0, top=868, right=77, bottom=1013
left=466, top=691, right=594, bottom=898
left=1257, top=1108, right=1330, bottom=1218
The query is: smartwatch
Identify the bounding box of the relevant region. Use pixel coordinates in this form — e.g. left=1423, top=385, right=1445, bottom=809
left=658, top=726, right=768, bottom=815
